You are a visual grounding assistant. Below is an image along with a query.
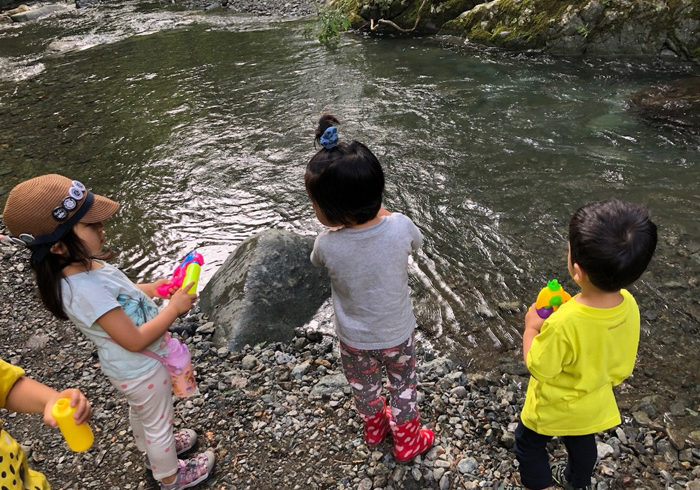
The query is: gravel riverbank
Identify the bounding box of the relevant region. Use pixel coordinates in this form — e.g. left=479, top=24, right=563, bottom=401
left=1, top=227, right=699, bottom=490
left=168, top=0, right=317, bottom=17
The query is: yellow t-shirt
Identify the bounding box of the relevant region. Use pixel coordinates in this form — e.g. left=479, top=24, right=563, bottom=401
left=0, top=358, right=50, bottom=490
left=520, top=289, right=640, bottom=436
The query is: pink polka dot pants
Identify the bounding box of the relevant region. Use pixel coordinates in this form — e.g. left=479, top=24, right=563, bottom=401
left=109, top=364, right=177, bottom=480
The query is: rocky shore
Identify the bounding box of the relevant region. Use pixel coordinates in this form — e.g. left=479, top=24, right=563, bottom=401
left=0, top=0, right=318, bottom=20
left=1, top=228, right=698, bottom=490
left=332, top=0, right=700, bottom=60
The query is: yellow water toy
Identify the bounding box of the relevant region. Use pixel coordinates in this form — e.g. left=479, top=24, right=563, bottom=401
left=51, top=398, right=94, bottom=452
left=535, top=279, right=571, bottom=319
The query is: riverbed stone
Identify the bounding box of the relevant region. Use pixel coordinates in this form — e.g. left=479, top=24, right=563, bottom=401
left=200, top=229, right=330, bottom=351
left=10, top=4, right=68, bottom=22
left=310, top=373, right=348, bottom=398
left=597, top=442, right=614, bottom=460
left=3, top=3, right=28, bottom=16
left=629, top=76, right=700, bottom=129
left=458, top=456, right=478, bottom=474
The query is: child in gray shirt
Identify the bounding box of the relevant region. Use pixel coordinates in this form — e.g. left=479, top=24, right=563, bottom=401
left=306, top=114, right=433, bottom=462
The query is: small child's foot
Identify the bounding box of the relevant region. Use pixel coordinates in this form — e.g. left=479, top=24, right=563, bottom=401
left=159, top=450, right=215, bottom=489
left=361, top=397, right=391, bottom=446
left=144, top=429, right=198, bottom=470
left=390, top=415, right=434, bottom=462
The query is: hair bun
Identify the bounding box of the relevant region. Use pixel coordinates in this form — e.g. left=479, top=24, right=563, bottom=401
left=315, top=114, right=340, bottom=145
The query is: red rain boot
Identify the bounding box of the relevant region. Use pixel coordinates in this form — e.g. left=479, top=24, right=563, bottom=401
left=390, top=414, right=434, bottom=462
left=360, top=397, right=392, bottom=446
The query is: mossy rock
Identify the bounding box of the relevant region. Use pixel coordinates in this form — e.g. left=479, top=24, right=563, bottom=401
left=328, top=0, right=367, bottom=27
left=333, top=0, right=699, bottom=58
left=342, top=0, right=480, bottom=34
left=441, top=0, right=589, bottom=49
left=440, top=0, right=699, bottom=58
left=395, top=0, right=481, bottom=33
left=344, top=0, right=409, bottom=21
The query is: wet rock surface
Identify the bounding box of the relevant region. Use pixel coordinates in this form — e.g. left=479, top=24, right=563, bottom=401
left=217, top=0, right=316, bottom=17
left=341, top=0, right=700, bottom=60
left=628, top=76, right=700, bottom=130
left=1, top=0, right=318, bottom=20
left=1, top=226, right=698, bottom=489
left=199, top=229, right=330, bottom=352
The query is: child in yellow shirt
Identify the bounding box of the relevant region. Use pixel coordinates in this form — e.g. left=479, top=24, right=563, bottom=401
left=0, top=358, right=91, bottom=489
left=501, top=199, right=657, bottom=490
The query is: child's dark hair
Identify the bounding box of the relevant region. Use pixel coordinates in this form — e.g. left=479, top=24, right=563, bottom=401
left=31, top=230, right=96, bottom=320
left=305, top=114, right=385, bottom=226
left=569, top=199, right=657, bottom=292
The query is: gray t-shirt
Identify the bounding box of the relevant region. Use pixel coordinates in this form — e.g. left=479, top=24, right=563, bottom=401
left=61, top=261, right=167, bottom=379
left=310, top=213, right=423, bottom=350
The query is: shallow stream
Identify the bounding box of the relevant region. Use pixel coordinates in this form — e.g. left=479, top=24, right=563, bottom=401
left=1, top=2, right=698, bottom=379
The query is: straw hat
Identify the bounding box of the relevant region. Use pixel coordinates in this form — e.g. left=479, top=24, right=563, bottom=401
left=3, top=174, right=119, bottom=243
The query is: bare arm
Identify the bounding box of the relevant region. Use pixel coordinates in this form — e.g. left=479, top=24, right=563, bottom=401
left=97, top=284, right=196, bottom=352
left=522, top=303, right=545, bottom=365
left=5, top=378, right=91, bottom=426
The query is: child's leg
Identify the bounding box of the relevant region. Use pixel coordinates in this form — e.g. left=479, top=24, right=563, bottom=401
left=513, top=422, right=554, bottom=489
left=339, top=341, right=385, bottom=416
left=111, top=366, right=177, bottom=481
left=381, top=334, right=434, bottom=461
left=380, top=334, right=417, bottom=424
left=560, top=434, right=597, bottom=488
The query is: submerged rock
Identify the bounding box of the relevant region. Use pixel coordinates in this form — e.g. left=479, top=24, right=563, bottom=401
left=628, top=76, right=700, bottom=129
left=9, top=4, right=69, bottom=22
left=199, top=229, right=330, bottom=351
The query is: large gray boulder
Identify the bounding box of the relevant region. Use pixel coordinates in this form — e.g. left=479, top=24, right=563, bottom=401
left=199, top=229, right=330, bottom=351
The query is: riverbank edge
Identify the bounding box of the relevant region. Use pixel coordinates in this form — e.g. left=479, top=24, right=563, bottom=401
left=330, top=0, right=699, bottom=61
left=0, top=0, right=318, bottom=21
left=1, top=229, right=698, bottom=489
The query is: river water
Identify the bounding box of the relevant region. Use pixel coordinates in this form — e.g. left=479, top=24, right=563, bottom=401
left=1, top=2, right=698, bottom=375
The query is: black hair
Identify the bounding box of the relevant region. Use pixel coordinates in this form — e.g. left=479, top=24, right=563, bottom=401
left=31, top=229, right=102, bottom=320
left=305, top=114, right=385, bottom=226
left=569, top=199, right=657, bottom=292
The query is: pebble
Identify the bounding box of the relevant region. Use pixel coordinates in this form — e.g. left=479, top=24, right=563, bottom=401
left=458, top=456, right=478, bottom=474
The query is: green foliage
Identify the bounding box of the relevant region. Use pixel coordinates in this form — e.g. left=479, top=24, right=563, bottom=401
left=305, top=3, right=352, bottom=48
left=577, top=23, right=591, bottom=38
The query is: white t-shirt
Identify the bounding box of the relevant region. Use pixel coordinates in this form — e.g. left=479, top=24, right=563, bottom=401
left=310, top=213, right=423, bottom=350
left=61, top=261, right=167, bottom=379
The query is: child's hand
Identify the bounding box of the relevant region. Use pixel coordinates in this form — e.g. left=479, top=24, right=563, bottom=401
left=139, top=279, right=171, bottom=299
left=43, top=389, right=92, bottom=427
left=168, top=283, right=197, bottom=315
left=524, top=303, right=545, bottom=333
left=151, top=278, right=173, bottom=298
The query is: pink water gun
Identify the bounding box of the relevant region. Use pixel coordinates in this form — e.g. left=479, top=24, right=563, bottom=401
left=156, top=251, right=204, bottom=297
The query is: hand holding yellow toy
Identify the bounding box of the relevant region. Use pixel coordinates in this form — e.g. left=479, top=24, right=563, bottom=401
left=535, top=279, right=571, bottom=319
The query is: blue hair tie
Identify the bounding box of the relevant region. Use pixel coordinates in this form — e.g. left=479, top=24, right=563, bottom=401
left=319, top=126, right=338, bottom=150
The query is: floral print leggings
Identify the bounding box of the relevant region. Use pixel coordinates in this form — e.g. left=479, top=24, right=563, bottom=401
left=339, top=334, right=418, bottom=425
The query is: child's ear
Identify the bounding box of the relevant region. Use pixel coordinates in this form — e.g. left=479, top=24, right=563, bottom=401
left=50, top=241, right=67, bottom=256
left=572, top=262, right=585, bottom=284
